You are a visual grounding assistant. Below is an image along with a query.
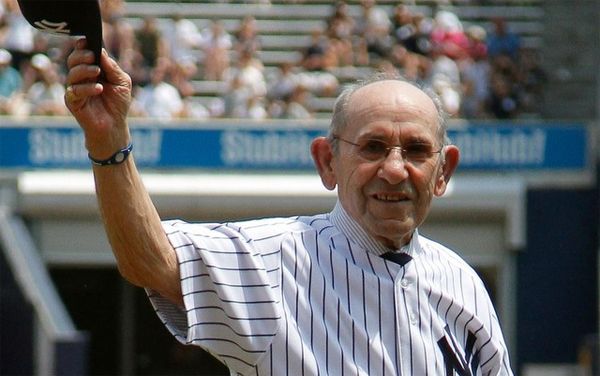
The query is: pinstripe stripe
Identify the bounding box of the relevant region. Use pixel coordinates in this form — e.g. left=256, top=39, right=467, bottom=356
left=148, top=201, right=513, bottom=376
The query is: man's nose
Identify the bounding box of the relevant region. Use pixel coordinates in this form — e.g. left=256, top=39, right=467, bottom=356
left=377, top=148, right=409, bottom=183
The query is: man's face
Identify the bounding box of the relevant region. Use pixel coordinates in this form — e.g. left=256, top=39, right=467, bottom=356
left=331, top=81, right=449, bottom=248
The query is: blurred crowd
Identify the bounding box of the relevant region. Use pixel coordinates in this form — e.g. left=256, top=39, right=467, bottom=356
left=0, top=0, right=546, bottom=120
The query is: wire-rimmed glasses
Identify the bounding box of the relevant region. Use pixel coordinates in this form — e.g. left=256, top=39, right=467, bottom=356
left=332, top=136, right=444, bottom=164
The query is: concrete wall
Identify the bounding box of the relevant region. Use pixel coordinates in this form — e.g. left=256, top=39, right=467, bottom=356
left=540, top=0, right=600, bottom=120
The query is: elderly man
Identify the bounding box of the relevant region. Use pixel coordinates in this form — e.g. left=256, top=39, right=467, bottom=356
left=65, top=39, right=512, bottom=375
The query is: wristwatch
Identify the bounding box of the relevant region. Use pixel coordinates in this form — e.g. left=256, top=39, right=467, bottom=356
left=88, top=143, right=133, bottom=166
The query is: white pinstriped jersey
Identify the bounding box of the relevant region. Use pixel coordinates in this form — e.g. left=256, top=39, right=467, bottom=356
left=148, top=202, right=513, bottom=376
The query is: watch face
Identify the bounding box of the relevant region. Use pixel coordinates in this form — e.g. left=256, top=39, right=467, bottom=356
left=114, top=152, right=125, bottom=163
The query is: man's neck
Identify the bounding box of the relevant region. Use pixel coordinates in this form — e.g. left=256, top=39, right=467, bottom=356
left=329, top=201, right=415, bottom=256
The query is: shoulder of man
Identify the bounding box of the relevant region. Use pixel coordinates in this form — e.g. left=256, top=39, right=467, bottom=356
left=416, top=233, right=482, bottom=277
left=162, top=213, right=330, bottom=240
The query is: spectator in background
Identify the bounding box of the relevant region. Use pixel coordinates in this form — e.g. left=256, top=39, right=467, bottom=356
left=516, top=48, right=546, bottom=114
left=376, top=58, right=401, bottom=78
left=298, top=28, right=339, bottom=97
left=104, top=14, right=151, bottom=92
left=393, top=7, right=433, bottom=58
left=226, top=49, right=266, bottom=98
left=172, top=55, right=209, bottom=119
left=266, top=61, right=301, bottom=118
left=486, top=48, right=521, bottom=119
left=135, top=16, right=166, bottom=70
left=0, top=0, right=35, bottom=71
left=234, top=15, right=262, bottom=56
left=132, top=58, right=184, bottom=119
left=221, top=73, right=267, bottom=120
left=199, top=19, right=233, bottom=80
left=490, top=53, right=519, bottom=88
left=25, top=53, right=67, bottom=116
left=170, top=55, right=198, bottom=99
left=430, top=10, right=469, bottom=61
left=427, top=45, right=462, bottom=117
left=325, top=1, right=355, bottom=66
left=388, top=43, right=424, bottom=83
left=460, top=25, right=490, bottom=118
left=30, top=32, right=52, bottom=57
left=465, top=25, right=487, bottom=63
left=327, top=1, right=355, bottom=41
left=486, top=17, right=520, bottom=62
left=300, top=28, right=335, bottom=71
left=117, top=39, right=150, bottom=88
left=388, top=7, right=432, bottom=83
left=180, top=94, right=210, bottom=120
left=221, top=50, right=266, bottom=118
left=101, top=1, right=134, bottom=62
left=283, top=85, right=313, bottom=119
left=0, top=48, right=26, bottom=116
left=392, top=5, right=421, bottom=56
left=100, top=0, right=133, bottom=69
left=354, top=0, right=392, bottom=64
left=487, top=72, right=518, bottom=119
left=162, top=13, right=202, bottom=65
left=100, top=0, right=125, bottom=20
left=267, top=61, right=299, bottom=103
left=98, top=1, right=137, bottom=84
left=221, top=73, right=249, bottom=118
left=245, top=95, right=267, bottom=119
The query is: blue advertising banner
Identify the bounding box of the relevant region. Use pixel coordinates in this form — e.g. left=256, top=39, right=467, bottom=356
left=0, top=120, right=591, bottom=171
left=449, top=123, right=589, bottom=170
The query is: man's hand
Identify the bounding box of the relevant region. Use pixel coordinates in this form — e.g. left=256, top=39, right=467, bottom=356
left=64, top=39, right=132, bottom=160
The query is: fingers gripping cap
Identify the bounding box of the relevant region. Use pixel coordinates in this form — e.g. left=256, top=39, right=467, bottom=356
left=17, top=0, right=103, bottom=64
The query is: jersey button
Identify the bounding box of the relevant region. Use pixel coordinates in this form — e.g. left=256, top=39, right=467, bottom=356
left=400, top=278, right=411, bottom=289
left=410, top=313, right=418, bottom=325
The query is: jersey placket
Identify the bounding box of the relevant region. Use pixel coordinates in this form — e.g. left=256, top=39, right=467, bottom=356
left=393, top=260, right=425, bottom=376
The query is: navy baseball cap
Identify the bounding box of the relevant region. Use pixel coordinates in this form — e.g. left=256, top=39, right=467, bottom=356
left=17, top=0, right=103, bottom=64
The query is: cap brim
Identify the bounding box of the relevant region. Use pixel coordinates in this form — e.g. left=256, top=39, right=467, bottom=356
left=17, top=0, right=103, bottom=64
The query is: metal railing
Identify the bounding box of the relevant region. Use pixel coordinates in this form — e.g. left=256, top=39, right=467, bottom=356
left=0, top=194, right=88, bottom=375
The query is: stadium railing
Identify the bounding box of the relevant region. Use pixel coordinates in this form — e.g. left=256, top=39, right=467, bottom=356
left=0, top=201, right=89, bottom=375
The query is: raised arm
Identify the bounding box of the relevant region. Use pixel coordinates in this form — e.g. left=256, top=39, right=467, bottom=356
left=65, top=39, right=182, bottom=305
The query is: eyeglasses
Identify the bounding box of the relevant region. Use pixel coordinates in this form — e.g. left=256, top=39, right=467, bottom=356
left=332, top=136, right=444, bottom=163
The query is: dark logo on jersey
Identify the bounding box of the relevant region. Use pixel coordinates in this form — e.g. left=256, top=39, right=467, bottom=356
left=438, top=326, right=480, bottom=376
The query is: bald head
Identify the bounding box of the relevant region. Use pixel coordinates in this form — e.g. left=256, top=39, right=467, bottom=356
left=329, top=75, right=448, bottom=148
left=349, top=80, right=439, bottom=126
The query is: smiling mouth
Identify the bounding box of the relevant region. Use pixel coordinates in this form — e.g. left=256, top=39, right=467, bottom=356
left=374, top=193, right=410, bottom=202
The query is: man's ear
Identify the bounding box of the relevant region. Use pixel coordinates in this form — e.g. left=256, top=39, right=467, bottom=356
left=311, top=137, right=337, bottom=191
left=434, top=145, right=460, bottom=197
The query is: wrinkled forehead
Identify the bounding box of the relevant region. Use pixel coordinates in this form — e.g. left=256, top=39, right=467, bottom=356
left=346, top=80, right=440, bottom=133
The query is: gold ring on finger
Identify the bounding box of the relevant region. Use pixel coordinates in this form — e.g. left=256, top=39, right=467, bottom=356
left=65, top=86, right=78, bottom=102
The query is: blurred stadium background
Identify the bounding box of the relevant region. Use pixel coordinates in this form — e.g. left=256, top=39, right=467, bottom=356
left=0, top=0, right=598, bottom=375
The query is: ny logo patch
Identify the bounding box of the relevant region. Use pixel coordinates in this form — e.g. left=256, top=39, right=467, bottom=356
left=34, top=19, right=71, bottom=35
left=438, top=325, right=480, bottom=376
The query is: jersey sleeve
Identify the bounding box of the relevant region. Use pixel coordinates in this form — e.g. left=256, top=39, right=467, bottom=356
left=477, top=283, right=514, bottom=376
left=147, top=219, right=284, bottom=374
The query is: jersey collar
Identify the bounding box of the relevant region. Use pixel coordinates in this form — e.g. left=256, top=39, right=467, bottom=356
left=329, top=200, right=418, bottom=258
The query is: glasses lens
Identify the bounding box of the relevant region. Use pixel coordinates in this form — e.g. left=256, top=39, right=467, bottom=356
left=358, top=140, right=389, bottom=161
left=403, top=143, right=435, bottom=162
